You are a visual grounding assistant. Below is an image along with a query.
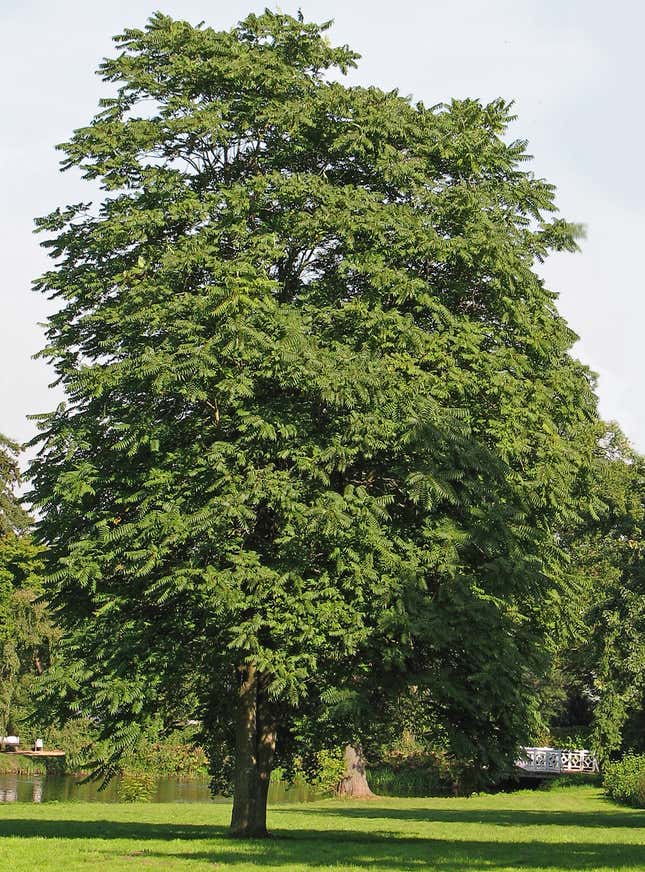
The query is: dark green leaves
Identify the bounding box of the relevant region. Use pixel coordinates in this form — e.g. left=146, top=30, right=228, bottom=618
left=30, top=10, right=602, bottom=781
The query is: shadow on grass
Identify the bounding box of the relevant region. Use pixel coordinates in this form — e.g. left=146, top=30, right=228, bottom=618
left=278, top=802, right=645, bottom=830
left=0, top=816, right=643, bottom=870
left=0, top=818, right=224, bottom=841
left=126, top=832, right=645, bottom=871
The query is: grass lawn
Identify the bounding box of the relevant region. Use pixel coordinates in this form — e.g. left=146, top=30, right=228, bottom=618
left=0, top=785, right=643, bottom=871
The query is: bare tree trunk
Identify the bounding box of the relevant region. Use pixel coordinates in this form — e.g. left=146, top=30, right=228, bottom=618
left=256, top=675, right=276, bottom=827
left=336, top=744, right=376, bottom=798
left=230, top=662, right=276, bottom=838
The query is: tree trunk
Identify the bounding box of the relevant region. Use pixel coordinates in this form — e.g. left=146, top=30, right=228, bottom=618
left=230, top=662, right=276, bottom=838
left=336, top=744, right=376, bottom=798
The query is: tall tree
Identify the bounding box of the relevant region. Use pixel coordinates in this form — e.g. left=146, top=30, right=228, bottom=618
left=31, top=12, right=599, bottom=835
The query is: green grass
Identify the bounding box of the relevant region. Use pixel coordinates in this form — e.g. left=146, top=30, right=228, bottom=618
left=0, top=785, right=643, bottom=871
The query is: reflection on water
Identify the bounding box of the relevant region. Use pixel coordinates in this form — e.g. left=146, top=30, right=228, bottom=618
left=0, top=776, right=44, bottom=803
left=0, top=773, right=320, bottom=804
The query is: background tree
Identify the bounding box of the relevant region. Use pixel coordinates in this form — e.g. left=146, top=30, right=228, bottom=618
left=574, top=430, right=644, bottom=757
left=1, top=434, right=30, bottom=535
left=31, top=12, right=600, bottom=836
left=0, top=533, right=53, bottom=742
left=532, top=423, right=645, bottom=758
left=0, top=435, right=53, bottom=742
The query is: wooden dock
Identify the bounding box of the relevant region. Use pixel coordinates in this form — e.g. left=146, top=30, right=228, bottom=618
left=0, top=749, right=65, bottom=757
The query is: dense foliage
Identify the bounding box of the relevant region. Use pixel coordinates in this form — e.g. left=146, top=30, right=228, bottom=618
left=603, top=754, right=645, bottom=808
left=535, top=426, right=645, bottom=758
left=0, top=435, right=54, bottom=741
left=30, top=11, right=603, bottom=833
left=587, top=456, right=645, bottom=757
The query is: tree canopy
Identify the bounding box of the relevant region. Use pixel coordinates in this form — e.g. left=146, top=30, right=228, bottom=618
left=30, top=11, right=602, bottom=835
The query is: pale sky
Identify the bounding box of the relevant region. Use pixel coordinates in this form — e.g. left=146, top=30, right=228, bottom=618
left=2, top=0, right=643, bottom=452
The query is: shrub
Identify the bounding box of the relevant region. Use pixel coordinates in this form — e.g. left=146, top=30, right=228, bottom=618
left=117, top=771, right=156, bottom=802
left=368, top=765, right=446, bottom=797
left=305, top=749, right=346, bottom=795
left=41, top=717, right=97, bottom=774
left=541, top=773, right=601, bottom=790
left=603, top=754, right=645, bottom=808
left=124, top=736, right=209, bottom=778
left=366, top=749, right=476, bottom=797
left=274, top=749, right=345, bottom=797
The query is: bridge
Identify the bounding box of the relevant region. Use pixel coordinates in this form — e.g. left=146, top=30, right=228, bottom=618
left=517, top=747, right=598, bottom=777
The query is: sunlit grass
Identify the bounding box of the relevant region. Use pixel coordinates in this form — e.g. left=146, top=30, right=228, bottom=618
left=0, top=785, right=643, bottom=871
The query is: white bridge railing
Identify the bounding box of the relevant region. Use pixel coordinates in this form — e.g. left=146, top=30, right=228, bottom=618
left=517, top=747, right=598, bottom=775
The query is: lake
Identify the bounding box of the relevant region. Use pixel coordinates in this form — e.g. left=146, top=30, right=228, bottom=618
left=0, top=773, right=320, bottom=803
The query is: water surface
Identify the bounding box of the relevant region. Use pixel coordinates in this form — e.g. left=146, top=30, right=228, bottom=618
left=0, top=773, right=319, bottom=804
